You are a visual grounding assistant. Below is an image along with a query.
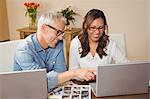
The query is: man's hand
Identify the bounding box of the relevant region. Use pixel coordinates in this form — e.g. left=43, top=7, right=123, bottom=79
left=75, top=68, right=96, bottom=81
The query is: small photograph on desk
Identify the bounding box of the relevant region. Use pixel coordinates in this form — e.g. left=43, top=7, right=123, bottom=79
left=73, top=86, right=81, bottom=90
left=81, top=94, right=89, bottom=99
left=64, top=89, right=71, bottom=94
left=64, top=86, right=71, bottom=90
left=81, top=91, right=89, bottom=99
left=62, top=95, right=71, bottom=99
left=72, top=90, right=80, bottom=95
left=72, top=94, right=80, bottom=99
left=82, top=86, right=89, bottom=90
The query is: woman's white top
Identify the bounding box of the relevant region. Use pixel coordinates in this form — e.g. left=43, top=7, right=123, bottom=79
left=69, top=36, right=129, bottom=70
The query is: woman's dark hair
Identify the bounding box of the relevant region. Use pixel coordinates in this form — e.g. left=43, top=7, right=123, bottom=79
left=78, top=9, right=109, bottom=59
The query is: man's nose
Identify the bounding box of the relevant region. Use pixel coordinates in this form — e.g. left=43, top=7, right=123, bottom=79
left=57, top=34, right=64, bottom=40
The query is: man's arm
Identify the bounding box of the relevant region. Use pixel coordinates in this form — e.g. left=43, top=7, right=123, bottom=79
left=14, top=49, right=59, bottom=91
left=14, top=50, right=41, bottom=70
left=57, top=68, right=96, bottom=85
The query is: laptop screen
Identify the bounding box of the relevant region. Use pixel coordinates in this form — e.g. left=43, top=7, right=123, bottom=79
left=0, top=69, right=48, bottom=99
left=90, top=61, right=149, bottom=97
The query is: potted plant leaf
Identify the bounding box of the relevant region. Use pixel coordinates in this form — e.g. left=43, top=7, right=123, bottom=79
left=58, top=6, right=78, bottom=30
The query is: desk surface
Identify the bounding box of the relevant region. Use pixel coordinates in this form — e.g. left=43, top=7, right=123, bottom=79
left=76, top=81, right=150, bottom=99
left=92, top=91, right=149, bottom=99
left=48, top=88, right=149, bottom=99
left=48, top=80, right=149, bottom=99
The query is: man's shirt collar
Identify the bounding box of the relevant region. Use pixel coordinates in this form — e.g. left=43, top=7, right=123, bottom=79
left=32, top=34, right=44, bottom=52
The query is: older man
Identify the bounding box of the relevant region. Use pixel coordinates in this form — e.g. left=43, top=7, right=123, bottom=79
left=13, top=12, right=95, bottom=91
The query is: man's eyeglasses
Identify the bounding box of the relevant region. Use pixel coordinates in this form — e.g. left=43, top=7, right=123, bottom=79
left=89, top=26, right=105, bottom=32
left=46, top=25, right=64, bottom=36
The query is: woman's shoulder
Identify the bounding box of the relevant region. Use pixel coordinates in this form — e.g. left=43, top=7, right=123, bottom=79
left=70, top=36, right=81, bottom=46
left=108, top=38, right=115, bottom=45
left=107, top=38, right=118, bottom=49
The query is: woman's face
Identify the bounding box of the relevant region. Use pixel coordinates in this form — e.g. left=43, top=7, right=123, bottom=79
left=87, top=18, right=105, bottom=42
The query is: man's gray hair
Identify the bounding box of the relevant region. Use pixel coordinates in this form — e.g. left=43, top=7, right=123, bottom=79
left=37, top=12, right=66, bottom=28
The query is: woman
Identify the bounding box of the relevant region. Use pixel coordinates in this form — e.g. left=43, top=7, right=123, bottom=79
left=69, top=9, right=128, bottom=70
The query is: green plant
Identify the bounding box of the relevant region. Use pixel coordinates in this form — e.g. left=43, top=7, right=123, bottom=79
left=58, top=6, right=78, bottom=25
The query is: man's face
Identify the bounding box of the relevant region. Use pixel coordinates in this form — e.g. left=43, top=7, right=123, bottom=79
left=45, top=20, right=65, bottom=48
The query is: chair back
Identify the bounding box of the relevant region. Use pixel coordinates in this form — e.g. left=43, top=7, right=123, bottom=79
left=0, top=40, right=24, bottom=72
left=108, top=33, right=126, bottom=56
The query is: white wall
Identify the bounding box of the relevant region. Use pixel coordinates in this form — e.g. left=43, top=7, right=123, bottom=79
left=6, top=0, right=149, bottom=61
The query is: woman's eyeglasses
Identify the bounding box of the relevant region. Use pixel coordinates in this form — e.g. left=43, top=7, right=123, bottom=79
left=89, top=26, right=105, bottom=32
left=46, top=25, right=64, bottom=36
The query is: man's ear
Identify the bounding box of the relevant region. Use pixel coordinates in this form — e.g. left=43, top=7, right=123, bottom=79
left=41, top=24, right=47, bottom=34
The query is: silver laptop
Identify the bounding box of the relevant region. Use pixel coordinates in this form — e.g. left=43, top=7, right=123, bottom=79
left=89, top=61, right=150, bottom=97
left=0, top=69, right=48, bottom=99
